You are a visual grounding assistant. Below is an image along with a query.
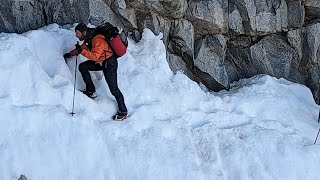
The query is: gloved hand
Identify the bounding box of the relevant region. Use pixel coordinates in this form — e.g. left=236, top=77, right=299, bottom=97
left=75, top=43, right=82, bottom=55
left=63, top=53, right=71, bottom=60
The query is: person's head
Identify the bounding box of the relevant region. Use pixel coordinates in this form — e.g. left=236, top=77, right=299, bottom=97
left=75, top=23, right=88, bottom=41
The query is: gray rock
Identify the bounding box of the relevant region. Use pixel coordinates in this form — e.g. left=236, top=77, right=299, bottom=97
left=186, top=0, right=228, bottom=36
left=250, top=35, right=296, bottom=78
left=193, top=66, right=228, bottom=91
left=287, top=0, right=305, bottom=29
left=287, top=29, right=304, bottom=84
left=41, top=0, right=90, bottom=26
left=0, top=0, right=46, bottom=33
left=303, top=23, right=320, bottom=64
left=170, top=20, right=194, bottom=53
left=228, top=0, right=304, bottom=36
left=88, top=0, right=124, bottom=27
left=168, top=53, right=194, bottom=80
left=102, top=0, right=113, bottom=6
left=110, top=0, right=138, bottom=30
left=275, top=0, right=289, bottom=32
left=301, top=23, right=320, bottom=103
left=0, top=0, right=123, bottom=33
left=168, top=19, right=194, bottom=69
left=254, top=0, right=278, bottom=33
left=194, top=34, right=229, bottom=90
left=229, top=0, right=282, bottom=36
left=226, top=46, right=257, bottom=80
left=224, top=58, right=240, bottom=83
left=228, top=3, right=245, bottom=35
left=287, top=29, right=303, bottom=63
left=131, top=29, right=142, bottom=42
left=125, top=0, right=187, bottom=19
left=228, top=35, right=252, bottom=48
left=18, top=175, right=27, bottom=180
left=305, top=0, right=320, bottom=21
left=226, top=35, right=299, bottom=82
left=135, top=11, right=172, bottom=45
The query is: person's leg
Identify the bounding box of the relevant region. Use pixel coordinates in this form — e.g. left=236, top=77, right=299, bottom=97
left=103, top=56, right=128, bottom=113
left=78, top=60, right=102, bottom=92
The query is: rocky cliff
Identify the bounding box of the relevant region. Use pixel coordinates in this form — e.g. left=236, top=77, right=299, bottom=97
left=1, top=0, right=320, bottom=103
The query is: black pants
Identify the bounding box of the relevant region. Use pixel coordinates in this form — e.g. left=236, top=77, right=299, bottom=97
left=78, top=55, right=127, bottom=112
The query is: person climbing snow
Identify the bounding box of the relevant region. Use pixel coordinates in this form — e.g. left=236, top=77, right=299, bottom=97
left=63, top=23, right=128, bottom=121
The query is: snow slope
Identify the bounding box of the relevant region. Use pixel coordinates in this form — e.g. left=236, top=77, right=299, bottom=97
left=0, top=24, right=320, bottom=180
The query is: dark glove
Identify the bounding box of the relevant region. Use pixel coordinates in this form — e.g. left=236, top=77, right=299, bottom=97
left=75, top=43, right=82, bottom=55
left=63, top=53, right=71, bottom=60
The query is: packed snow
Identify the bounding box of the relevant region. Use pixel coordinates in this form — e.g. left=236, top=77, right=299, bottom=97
left=0, top=24, right=320, bottom=180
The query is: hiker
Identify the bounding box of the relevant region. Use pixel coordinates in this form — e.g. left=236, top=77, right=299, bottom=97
left=63, top=23, right=128, bottom=120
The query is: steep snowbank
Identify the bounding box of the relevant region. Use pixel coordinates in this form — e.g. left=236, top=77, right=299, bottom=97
left=0, top=24, right=319, bottom=180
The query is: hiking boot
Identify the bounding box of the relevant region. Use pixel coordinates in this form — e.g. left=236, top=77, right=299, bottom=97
left=81, top=90, right=97, bottom=99
left=112, top=111, right=129, bottom=121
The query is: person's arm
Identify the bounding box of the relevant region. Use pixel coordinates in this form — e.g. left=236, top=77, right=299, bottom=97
left=69, top=43, right=87, bottom=56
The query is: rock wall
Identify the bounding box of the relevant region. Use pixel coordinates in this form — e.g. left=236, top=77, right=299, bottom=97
left=1, top=0, right=320, bottom=103
left=0, top=0, right=122, bottom=33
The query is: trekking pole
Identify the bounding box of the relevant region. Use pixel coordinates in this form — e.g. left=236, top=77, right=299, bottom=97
left=314, top=105, right=320, bottom=144
left=315, top=127, right=320, bottom=144
left=318, top=109, right=320, bottom=123
left=70, top=42, right=79, bottom=116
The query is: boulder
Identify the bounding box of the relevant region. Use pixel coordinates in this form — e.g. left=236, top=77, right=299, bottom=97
left=125, top=0, right=187, bottom=19
left=88, top=0, right=124, bottom=27
left=168, top=53, right=194, bottom=80
left=302, top=23, right=320, bottom=103
left=287, top=0, right=305, bottom=29
left=186, top=0, right=228, bottom=36
left=228, top=0, right=304, bottom=36
left=168, top=20, right=194, bottom=69
left=288, top=29, right=303, bottom=62
left=109, top=0, right=138, bottom=30
left=226, top=35, right=299, bottom=82
left=250, top=35, right=296, bottom=78
left=135, top=11, right=172, bottom=45
left=41, top=0, right=90, bottom=26
left=194, top=34, right=229, bottom=90
left=305, top=0, right=320, bottom=21
left=0, top=0, right=46, bottom=33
